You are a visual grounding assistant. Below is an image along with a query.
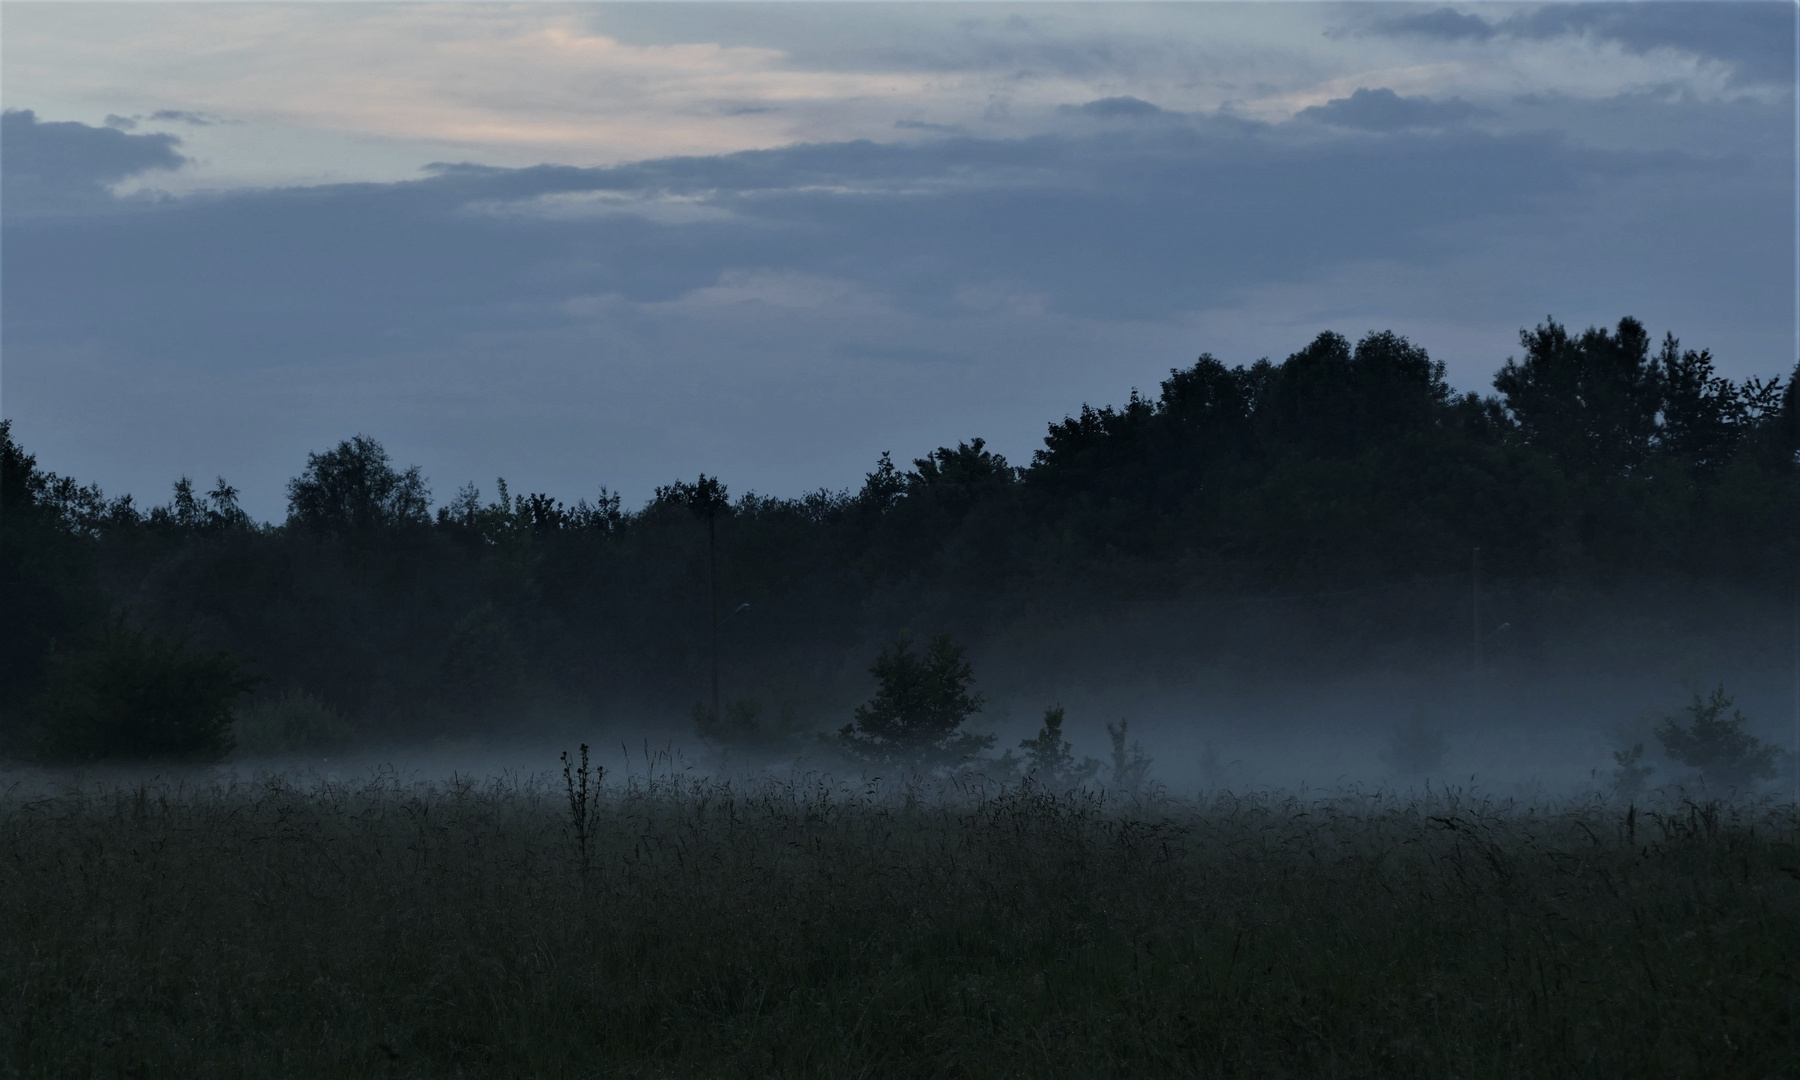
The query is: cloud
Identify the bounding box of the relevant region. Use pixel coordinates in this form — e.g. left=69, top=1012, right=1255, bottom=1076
left=2, top=104, right=1788, bottom=516
left=1060, top=96, right=1166, bottom=119
left=148, top=109, right=222, bottom=126
left=895, top=119, right=963, bottom=133
left=1295, top=88, right=1481, bottom=131
left=4, top=112, right=1662, bottom=358
left=102, top=109, right=230, bottom=134
left=11, top=2, right=1777, bottom=200
left=1, top=109, right=188, bottom=218
left=1362, top=4, right=1795, bottom=87
left=3, top=107, right=1769, bottom=353
left=1368, top=7, right=1497, bottom=44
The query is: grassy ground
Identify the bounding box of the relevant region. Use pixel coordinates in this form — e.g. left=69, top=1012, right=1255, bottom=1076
left=2, top=765, right=1797, bottom=1078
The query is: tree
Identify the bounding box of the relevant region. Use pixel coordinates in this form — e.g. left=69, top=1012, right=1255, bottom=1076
left=1493, top=316, right=1663, bottom=473
left=1258, top=330, right=1449, bottom=458
left=838, top=633, right=992, bottom=771
left=653, top=474, right=730, bottom=520
left=654, top=475, right=732, bottom=725
left=857, top=451, right=907, bottom=514
left=0, top=421, right=110, bottom=743
left=903, top=439, right=1019, bottom=525
left=32, top=617, right=260, bottom=762
left=152, top=476, right=251, bottom=533
left=1656, top=334, right=1748, bottom=469
left=910, top=439, right=1016, bottom=491
left=285, top=435, right=430, bottom=533
left=1654, top=685, right=1779, bottom=791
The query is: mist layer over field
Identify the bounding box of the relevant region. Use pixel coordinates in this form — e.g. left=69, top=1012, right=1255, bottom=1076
left=5, top=315, right=1797, bottom=802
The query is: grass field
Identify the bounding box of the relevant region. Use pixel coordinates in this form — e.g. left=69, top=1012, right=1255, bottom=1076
left=2, top=762, right=1797, bottom=1078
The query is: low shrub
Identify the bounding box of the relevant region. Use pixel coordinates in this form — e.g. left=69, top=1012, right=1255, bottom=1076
left=233, top=689, right=354, bottom=756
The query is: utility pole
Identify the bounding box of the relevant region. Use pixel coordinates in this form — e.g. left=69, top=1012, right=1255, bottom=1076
left=709, top=506, right=720, bottom=729
left=681, top=474, right=727, bottom=727
left=1471, top=546, right=1482, bottom=683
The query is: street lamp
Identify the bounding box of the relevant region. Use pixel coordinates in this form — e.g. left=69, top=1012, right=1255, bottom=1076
left=715, top=603, right=751, bottom=727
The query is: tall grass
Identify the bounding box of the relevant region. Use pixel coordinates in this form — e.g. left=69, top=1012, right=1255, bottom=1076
left=2, top=765, right=1796, bottom=1078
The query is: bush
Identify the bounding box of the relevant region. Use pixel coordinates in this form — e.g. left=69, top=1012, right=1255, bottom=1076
left=1654, top=684, right=1780, bottom=791
left=1610, top=742, right=1654, bottom=801
left=32, top=618, right=259, bottom=762
left=1015, top=705, right=1102, bottom=790
left=233, top=690, right=353, bottom=757
left=693, top=697, right=811, bottom=763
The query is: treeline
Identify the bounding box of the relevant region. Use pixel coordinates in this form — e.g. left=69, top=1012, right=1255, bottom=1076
left=2, top=316, right=1795, bottom=758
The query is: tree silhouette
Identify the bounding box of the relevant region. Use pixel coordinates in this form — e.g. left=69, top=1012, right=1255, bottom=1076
left=1494, top=317, right=1663, bottom=472
left=1655, top=685, right=1779, bottom=791
left=1, top=316, right=1792, bottom=760
left=838, top=633, right=992, bottom=771
left=286, top=435, right=430, bottom=533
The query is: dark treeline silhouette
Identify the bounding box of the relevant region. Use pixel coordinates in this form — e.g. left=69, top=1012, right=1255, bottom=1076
left=3, top=316, right=1796, bottom=757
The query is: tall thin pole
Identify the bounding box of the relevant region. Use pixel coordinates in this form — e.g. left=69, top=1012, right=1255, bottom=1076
left=1471, top=546, right=1482, bottom=683
left=709, top=508, right=720, bottom=726
left=1792, top=574, right=1797, bottom=806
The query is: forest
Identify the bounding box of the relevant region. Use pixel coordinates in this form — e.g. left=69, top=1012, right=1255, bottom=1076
left=7, top=314, right=1800, bottom=1077
left=2, top=315, right=1796, bottom=765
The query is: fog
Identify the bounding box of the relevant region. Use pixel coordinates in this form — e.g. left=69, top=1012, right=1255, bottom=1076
left=13, top=585, right=1789, bottom=809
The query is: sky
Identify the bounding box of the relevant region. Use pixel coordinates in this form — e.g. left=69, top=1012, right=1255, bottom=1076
left=3, top=2, right=1794, bottom=523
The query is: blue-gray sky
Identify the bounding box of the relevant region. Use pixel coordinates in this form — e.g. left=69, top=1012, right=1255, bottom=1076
left=3, top=2, right=1793, bottom=522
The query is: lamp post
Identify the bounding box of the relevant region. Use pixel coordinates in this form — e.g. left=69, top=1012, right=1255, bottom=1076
left=676, top=474, right=731, bottom=725
left=709, top=508, right=719, bottom=728
left=1470, top=546, right=1512, bottom=723
left=1471, top=546, right=1482, bottom=682
left=715, top=601, right=750, bottom=726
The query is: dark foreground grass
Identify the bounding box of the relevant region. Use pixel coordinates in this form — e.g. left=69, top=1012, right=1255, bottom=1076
left=2, top=768, right=1797, bottom=1079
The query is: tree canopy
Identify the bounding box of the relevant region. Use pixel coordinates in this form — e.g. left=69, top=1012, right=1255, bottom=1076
left=286, top=434, right=431, bottom=533
left=1, top=316, right=1793, bottom=755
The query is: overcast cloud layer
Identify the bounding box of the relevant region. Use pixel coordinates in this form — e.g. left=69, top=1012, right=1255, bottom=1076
left=2, top=3, right=1793, bottom=522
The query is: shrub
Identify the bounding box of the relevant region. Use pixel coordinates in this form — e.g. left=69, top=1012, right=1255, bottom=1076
left=836, top=632, right=993, bottom=772
left=233, top=690, right=353, bottom=756
left=693, top=697, right=811, bottom=763
left=1654, top=684, right=1779, bottom=791
left=1610, top=742, right=1654, bottom=801
left=32, top=618, right=259, bottom=762
left=1016, top=705, right=1103, bottom=790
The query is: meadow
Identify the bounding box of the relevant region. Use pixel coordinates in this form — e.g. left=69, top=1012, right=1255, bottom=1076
left=2, top=762, right=1797, bottom=1079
